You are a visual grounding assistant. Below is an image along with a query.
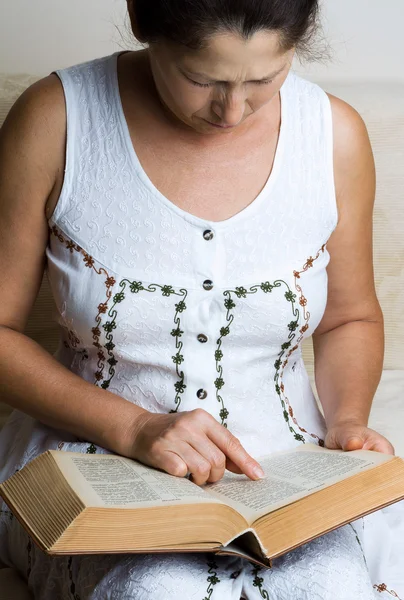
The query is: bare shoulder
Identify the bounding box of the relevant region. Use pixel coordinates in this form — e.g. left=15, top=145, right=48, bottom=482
left=327, top=93, right=374, bottom=163
left=2, top=73, right=66, bottom=138
left=326, top=94, right=375, bottom=210
left=0, top=73, right=66, bottom=200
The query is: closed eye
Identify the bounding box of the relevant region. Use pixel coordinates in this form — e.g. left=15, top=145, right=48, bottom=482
left=190, top=80, right=212, bottom=88
left=185, top=73, right=274, bottom=88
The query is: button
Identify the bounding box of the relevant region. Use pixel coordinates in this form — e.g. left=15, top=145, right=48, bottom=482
left=203, top=280, right=214, bottom=291
left=197, top=334, right=208, bottom=344
left=203, top=230, right=214, bottom=241
left=197, top=389, right=208, bottom=400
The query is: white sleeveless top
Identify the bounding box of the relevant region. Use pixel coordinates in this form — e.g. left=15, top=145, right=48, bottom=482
left=46, top=51, right=337, bottom=458
left=3, top=55, right=404, bottom=600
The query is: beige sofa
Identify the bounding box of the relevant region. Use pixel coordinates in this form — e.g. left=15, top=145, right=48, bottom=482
left=0, top=72, right=403, bottom=599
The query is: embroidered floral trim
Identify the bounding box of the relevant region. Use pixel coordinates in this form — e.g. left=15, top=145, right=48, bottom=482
left=170, top=294, right=188, bottom=411
left=214, top=290, right=237, bottom=427
left=51, top=228, right=189, bottom=411
left=270, top=281, right=308, bottom=443
left=99, top=280, right=188, bottom=412
left=64, top=329, right=80, bottom=350
left=293, top=246, right=326, bottom=333
left=275, top=245, right=327, bottom=446
left=51, top=226, right=115, bottom=386
left=374, top=584, right=402, bottom=598
left=217, top=281, right=295, bottom=430
left=86, top=444, right=97, bottom=454
left=203, top=557, right=221, bottom=599
left=51, top=226, right=326, bottom=441
left=251, top=565, right=271, bottom=599
left=67, top=556, right=81, bottom=600
left=217, top=281, right=312, bottom=442
left=348, top=523, right=367, bottom=567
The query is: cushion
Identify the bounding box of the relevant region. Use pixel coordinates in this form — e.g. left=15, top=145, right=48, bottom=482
left=368, top=370, right=404, bottom=457
left=303, top=82, right=404, bottom=374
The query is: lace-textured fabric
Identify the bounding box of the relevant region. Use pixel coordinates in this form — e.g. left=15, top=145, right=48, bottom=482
left=0, top=53, right=402, bottom=599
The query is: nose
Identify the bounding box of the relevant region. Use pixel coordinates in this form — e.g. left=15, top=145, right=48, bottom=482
left=212, top=89, right=246, bottom=127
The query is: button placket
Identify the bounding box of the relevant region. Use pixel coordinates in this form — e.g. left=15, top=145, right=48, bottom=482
left=195, top=226, right=218, bottom=402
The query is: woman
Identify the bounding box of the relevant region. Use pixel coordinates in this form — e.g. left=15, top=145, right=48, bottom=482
left=0, top=0, right=402, bottom=598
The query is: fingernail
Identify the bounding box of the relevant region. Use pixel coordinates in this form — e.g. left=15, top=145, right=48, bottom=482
left=253, top=467, right=265, bottom=479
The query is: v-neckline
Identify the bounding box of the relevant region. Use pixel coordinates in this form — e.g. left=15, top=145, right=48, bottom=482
left=111, top=51, right=290, bottom=230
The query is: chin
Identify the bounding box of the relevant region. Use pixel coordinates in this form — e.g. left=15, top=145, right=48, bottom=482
left=201, top=126, right=233, bottom=135
left=193, top=119, right=239, bottom=134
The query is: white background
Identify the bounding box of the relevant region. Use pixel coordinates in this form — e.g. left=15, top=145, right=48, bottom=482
left=0, top=0, right=403, bottom=82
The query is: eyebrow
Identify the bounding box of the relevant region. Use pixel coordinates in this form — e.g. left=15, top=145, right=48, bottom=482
left=183, top=64, right=286, bottom=83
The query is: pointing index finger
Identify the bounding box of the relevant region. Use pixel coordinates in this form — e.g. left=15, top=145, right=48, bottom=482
left=208, top=423, right=264, bottom=480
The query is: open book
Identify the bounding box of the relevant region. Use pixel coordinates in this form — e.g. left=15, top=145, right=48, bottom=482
left=1, top=444, right=404, bottom=568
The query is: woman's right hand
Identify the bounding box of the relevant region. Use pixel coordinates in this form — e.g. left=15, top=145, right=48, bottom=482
left=128, top=409, right=265, bottom=486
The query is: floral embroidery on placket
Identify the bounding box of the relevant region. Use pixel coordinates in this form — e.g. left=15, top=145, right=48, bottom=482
left=251, top=564, right=271, bottom=599
left=203, top=557, right=221, bottom=599
left=98, top=279, right=188, bottom=413
left=217, top=278, right=320, bottom=443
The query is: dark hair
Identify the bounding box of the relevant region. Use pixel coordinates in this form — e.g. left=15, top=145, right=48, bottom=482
left=129, top=0, right=322, bottom=60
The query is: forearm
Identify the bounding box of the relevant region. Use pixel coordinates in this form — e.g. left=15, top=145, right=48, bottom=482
left=0, top=326, right=148, bottom=455
left=313, top=318, right=384, bottom=429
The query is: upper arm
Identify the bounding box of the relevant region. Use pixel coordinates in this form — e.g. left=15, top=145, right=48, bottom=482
left=313, top=94, right=382, bottom=337
left=0, top=74, right=66, bottom=332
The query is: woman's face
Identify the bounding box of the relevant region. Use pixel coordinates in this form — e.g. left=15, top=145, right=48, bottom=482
left=147, top=31, right=294, bottom=135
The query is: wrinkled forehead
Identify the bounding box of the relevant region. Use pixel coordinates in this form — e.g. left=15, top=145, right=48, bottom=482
left=168, top=31, right=291, bottom=82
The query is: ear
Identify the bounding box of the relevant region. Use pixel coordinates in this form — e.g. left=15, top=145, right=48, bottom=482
left=126, top=0, right=145, bottom=42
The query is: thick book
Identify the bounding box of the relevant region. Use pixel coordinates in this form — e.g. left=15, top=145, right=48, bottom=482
left=1, top=444, right=404, bottom=568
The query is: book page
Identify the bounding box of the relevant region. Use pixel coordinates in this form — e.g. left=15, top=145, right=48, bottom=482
left=51, top=452, right=224, bottom=509
left=206, top=444, right=393, bottom=522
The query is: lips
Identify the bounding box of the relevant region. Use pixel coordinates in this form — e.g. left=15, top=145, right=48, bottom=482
left=206, top=120, right=235, bottom=129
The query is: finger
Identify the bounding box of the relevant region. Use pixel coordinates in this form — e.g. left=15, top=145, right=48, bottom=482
left=156, top=450, right=189, bottom=479
left=342, top=436, right=365, bottom=452
left=324, top=431, right=340, bottom=450
left=171, top=443, right=213, bottom=486
left=325, top=429, right=365, bottom=451
left=363, top=437, right=395, bottom=455
left=189, top=436, right=227, bottom=483
left=207, top=425, right=264, bottom=480
left=226, top=458, right=244, bottom=475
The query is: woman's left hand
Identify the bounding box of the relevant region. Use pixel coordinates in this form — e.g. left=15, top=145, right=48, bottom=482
left=325, top=421, right=395, bottom=455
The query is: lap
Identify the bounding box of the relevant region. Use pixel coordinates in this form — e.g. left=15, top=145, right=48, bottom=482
left=244, top=525, right=375, bottom=600
left=3, top=517, right=375, bottom=600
